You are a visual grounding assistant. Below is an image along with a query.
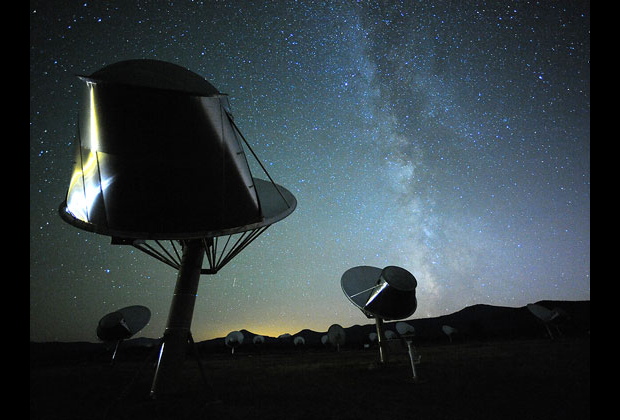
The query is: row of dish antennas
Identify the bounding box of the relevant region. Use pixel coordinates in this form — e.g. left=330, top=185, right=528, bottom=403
left=366, top=321, right=416, bottom=346
left=365, top=322, right=459, bottom=345
left=223, top=330, right=290, bottom=354
left=224, top=324, right=348, bottom=354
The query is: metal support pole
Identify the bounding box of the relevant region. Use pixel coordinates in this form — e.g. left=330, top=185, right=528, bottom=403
left=375, top=317, right=388, bottom=364
left=150, top=239, right=205, bottom=398
left=110, top=340, right=122, bottom=366
left=406, top=340, right=419, bottom=381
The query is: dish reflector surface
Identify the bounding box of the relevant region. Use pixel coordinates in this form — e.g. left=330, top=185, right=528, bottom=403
left=225, top=331, right=244, bottom=347
left=96, top=305, right=151, bottom=342
left=396, top=322, right=415, bottom=336
left=59, top=59, right=296, bottom=240
left=327, top=324, right=346, bottom=346
left=341, top=266, right=417, bottom=320
left=527, top=303, right=559, bottom=323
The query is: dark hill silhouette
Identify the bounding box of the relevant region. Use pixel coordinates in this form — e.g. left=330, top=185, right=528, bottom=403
left=30, top=300, right=589, bottom=362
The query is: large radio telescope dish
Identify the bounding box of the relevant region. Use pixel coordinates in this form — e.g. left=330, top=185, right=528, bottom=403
left=57, top=59, right=297, bottom=397
left=59, top=59, right=296, bottom=243
left=58, top=59, right=296, bottom=276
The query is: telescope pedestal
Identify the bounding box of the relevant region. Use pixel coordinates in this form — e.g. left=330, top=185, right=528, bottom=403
left=150, top=239, right=204, bottom=398
left=375, top=317, right=389, bottom=364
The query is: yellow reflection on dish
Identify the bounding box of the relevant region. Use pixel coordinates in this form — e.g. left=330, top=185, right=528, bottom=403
left=65, top=82, right=109, bottom=223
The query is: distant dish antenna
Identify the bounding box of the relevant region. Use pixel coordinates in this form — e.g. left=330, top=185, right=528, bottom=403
left=277, top=333, right=292, bottom=346
left=293, top=336, right=305, bottom=346
left=225, top=331, right=244, bottom=354
left=396, top=322, right=415, bottom=337
left=527, top=303, right=566, bottom=339
left=253, top=335, right=265, bottom=345
left=321, top=335, right=328, bottom=346
left=57, top=59, right=296, bottom=397
left=96, top=305, right=151, bottom=365
left=327, top=324, right=346, bottom=351
left=442, top=325, right=458, bottom=343
left=341, top=265, right=417, bottom=364
left=368, top=332, right=377, bottom=343
left=384, top=330, right=397, bottom=339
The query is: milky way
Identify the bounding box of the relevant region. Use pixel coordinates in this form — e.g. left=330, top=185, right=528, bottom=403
left=30, top=0, right=590, bottom=342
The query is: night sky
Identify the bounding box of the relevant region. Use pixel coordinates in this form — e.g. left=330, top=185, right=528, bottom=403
left=30, top=0, right=590, bottom=343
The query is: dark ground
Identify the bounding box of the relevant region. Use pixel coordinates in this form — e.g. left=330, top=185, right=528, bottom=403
left=30, top=336, right=589, bottom=420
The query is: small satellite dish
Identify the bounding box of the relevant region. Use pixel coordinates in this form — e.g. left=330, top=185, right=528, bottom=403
left=253, top=335, right=265, bottom=345
left=396, top=322, right=415, bottom=337
left=527, top=303, right=559, bottom=323
left=225, top=331, right=244, bottom=354
left=384, top=330, right=397, bottom=340
left=368, top=332, right=377, bottom=343
left=96, top=305, right=151, bottom=364
left=97, top=305, right=151, bottom=342
left=442, top=325, right=458, bottom=343
left=327, top=324, right=346, bottom=351
left=527, top=303, right=565, bottom=339
left=97, top=311, right=132, bottom=342
left=341, top=266, right=417, bottom=320
left=341, top=265, right=417, bottom=365
left=321, top=335, right=328, bottom=345
left=293, top=336, right=305, bottom=346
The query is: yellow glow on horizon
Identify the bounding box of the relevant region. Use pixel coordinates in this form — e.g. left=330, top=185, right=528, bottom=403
left=194, top=323, right=306, bottom=342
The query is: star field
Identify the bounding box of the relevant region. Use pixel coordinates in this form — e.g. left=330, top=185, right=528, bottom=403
left=30, top=0, right=589, bottom=342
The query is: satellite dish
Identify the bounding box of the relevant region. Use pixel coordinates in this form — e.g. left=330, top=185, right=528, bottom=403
left=225, top=331, right=244, bottom=354
left=321, top=335, right=328, bottom=345
left=327, top=324, right=346, bottom=351
left=253, top=335, right=265, bottom=345
left=368, top=332, right=377, bottom=343
left=396, top=322, right=415, bottom=337
left=293, top=336, right=305, bottom=346
left=97, top=305, right=151, bottom=341
left=442, top=325, right=458, bottom=343
left=341, top=266, right=417, bottom=320
left=341, top=265, right=417, bottom=364
left=97, top=311, right=132, bottom=342
left=57, top=59, right=297, bottom=397
left=384, top=330, right=397, bottom=340
left=527, top=303, right=565, bottom=339
left=59, top=59, right=296, bottom=241
left=527, top=303, right=559, bottom=323
left=96, top=305, right=151, bottom=364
